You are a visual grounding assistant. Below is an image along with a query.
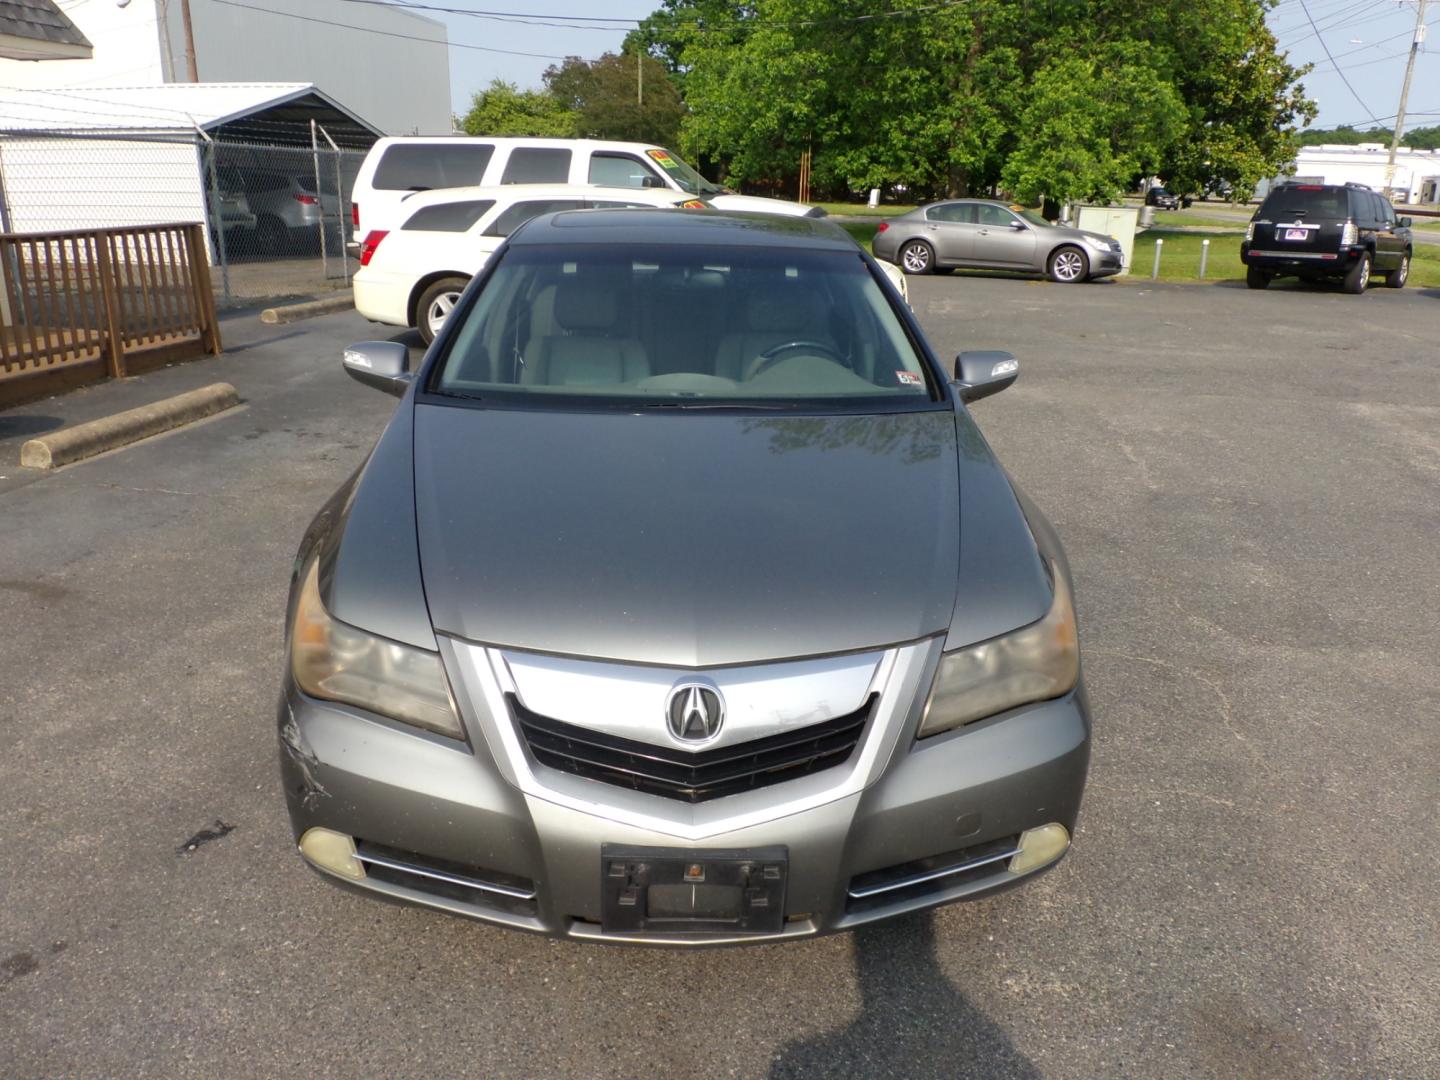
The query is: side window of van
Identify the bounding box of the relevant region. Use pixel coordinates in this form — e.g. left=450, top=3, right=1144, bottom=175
left=501, top=149, right=572, bottom=184
left=373, top=145, right=494, bottom=191
left=588, top=154, right=660, bottom=189
left=483, top=199, right=584, bottom=237
left=402, top=200, right=496, bottom=232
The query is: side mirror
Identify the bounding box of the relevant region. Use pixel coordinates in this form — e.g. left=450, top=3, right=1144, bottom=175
left=1009, top=220, right=1026, bottom=230
left=343, top=341, right=413, bottom=397
left=953, top=350, right=1019, bottom=403
left=1398, top=217, right=1413, bottom=229
left=641, top=175, right=664, bottom=189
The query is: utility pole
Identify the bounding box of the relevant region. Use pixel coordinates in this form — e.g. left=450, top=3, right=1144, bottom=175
left=180, top=0, right=199, bottom=82
left=637, top=50, right=644, bottom=107
left=1383, top=0, right=1428, bottom=200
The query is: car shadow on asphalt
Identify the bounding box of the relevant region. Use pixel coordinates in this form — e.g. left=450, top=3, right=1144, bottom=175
left=0, top=414, right=64, bottom=439
left=768, top=913, right=1040, bottom=1080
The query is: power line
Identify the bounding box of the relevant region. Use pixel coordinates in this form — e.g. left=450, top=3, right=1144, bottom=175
left=209, top=0, right=571, bottom=59
left=1296, top=0, right=1384, bottom=123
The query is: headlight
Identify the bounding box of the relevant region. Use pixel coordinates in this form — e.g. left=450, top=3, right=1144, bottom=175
left=290, top=559, right=464, bottom=739
left=1080, top=235, right=1111, bottom=252
left=1244, top=222, right=1255, bottom=242
left=917, top=563, right=1080, bottom=738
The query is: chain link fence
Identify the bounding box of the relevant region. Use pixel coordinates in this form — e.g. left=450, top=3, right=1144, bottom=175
left=0, top=129, right=369, bottom=309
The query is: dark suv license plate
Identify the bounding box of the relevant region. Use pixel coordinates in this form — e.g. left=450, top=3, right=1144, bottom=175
left=601, top=845, right=787, bottom=935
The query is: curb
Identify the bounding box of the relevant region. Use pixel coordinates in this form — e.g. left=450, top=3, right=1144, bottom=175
left=260, top=292, right=354, bottom=324
left=19, top=383, right=242, bottom=470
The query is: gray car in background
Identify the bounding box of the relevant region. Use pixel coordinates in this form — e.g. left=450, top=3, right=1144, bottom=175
left=278, top=210, right=1091, bottom=945
left=874, top=199, right=1124, bottom=282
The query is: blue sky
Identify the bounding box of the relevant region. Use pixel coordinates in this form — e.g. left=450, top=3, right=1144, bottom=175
left=431, top=0, right=1437, bottom=134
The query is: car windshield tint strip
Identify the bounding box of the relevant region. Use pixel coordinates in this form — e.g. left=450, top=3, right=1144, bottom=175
left=429, top=243, right=938, bottom=407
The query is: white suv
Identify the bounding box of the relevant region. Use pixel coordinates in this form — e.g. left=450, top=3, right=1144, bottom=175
left=348, top=136, right=822, bottom=251
left=353, top=184, right=700, bottom=344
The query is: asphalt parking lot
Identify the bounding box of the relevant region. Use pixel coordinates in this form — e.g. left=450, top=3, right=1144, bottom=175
left=2, top=274, right=1437, bottom=1078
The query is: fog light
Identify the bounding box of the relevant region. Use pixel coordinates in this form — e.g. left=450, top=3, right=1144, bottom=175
left=1008, top=823, right=1070, bottom=876
left=299, top=827, right=366, bottom=881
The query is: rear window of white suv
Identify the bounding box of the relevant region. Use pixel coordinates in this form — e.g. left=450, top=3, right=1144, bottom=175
left=374, top=145, right=494, bottom=191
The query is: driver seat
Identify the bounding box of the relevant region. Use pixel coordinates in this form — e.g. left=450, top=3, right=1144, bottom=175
left=714, top=288, right=835, bottom=381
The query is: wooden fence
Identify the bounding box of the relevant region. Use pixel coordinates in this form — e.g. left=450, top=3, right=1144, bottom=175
left=0, top=223, right=222, bottom=407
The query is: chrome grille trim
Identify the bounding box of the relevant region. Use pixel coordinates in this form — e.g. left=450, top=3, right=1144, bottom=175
left=847, top=845, right=1021, bottom=900
left=355, top=849, right=537, bottom=901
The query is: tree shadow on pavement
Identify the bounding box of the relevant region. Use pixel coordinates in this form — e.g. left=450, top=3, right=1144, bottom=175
left=768, top=914, right=1040, bottom=1080
left=0, top=414, right=63, bottom=438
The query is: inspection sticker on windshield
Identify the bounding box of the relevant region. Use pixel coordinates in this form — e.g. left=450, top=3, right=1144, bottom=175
left=896, top=371, right=924, bottom=387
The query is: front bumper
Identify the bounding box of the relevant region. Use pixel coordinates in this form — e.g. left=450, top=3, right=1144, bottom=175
left=277, top=640, right=1091, bottom=946
left=1090, top=251, right=1123, bottom=277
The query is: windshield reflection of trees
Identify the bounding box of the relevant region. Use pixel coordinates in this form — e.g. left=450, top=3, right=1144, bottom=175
left=740, top=410, right=992, bottom=465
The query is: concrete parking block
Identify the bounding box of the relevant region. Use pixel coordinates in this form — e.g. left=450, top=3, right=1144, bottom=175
left=18, top=382, right=241, bottom=469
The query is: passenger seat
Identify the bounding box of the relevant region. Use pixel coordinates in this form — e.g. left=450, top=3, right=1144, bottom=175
left=521, top=280, right=649, bottom=386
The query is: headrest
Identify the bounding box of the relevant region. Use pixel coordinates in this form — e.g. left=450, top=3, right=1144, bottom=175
left=744, top=288, right=822, bottom=332
left=554, top=281, right=618, bottom=331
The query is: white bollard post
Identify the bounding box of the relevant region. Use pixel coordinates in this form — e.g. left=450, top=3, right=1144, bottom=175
left=1198, top=238, right=1210, bottom=280
left=1151, top=238, right=1163, bottom=280
left=867, top=187, right=880, bottom=209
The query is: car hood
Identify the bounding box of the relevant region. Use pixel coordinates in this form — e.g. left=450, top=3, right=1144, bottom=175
left=707, top=193, right=817, bottom=217
left=1050, top=226, right=1115, bottom=246
left=412, top=404, right=960, bottom=667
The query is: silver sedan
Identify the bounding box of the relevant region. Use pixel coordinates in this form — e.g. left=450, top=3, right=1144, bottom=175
left=873, top=199, right=1124, bottom=283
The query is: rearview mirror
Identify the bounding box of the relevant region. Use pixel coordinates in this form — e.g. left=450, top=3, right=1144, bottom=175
left=953, top=350, right=1019, bottom=403
left=343, top=341, right=412, bottom=397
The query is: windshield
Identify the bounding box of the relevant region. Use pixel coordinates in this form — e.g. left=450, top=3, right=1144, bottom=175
left=645, top=148, right=726, bottom=196
left=1014, top=208, right=1050, bottom=228
left=430, top=241, right=937, bottom=409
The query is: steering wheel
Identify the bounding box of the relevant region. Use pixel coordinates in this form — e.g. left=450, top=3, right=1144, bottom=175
left=748, top=339, right=847, bottom=379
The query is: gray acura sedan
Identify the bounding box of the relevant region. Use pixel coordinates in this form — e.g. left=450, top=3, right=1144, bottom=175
left=873, top=198, right=1124, bottom=282
left=278, top=210, right=1091, bottom=945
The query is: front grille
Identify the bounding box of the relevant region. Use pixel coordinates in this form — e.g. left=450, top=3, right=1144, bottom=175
left=354, top=839, right=538, bottom=916
left=845, top=835, right=1021, bottom=915
left=511, top=693, right=875, bottom=803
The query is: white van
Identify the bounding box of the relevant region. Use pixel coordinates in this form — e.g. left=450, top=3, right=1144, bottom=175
left=348, top=137, right=821, bottom=245
left=353, top=183, right=700, bottom=344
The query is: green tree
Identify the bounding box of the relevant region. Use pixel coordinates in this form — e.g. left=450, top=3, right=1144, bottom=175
left=642, top=0, right=1313, bottom=203
left=544, top=51, right=687, bottom=147
left=461, top=79, right=575, bottom=138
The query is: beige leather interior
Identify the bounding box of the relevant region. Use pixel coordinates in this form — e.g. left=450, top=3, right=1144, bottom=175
left=521, top=280, right=650, bottom=386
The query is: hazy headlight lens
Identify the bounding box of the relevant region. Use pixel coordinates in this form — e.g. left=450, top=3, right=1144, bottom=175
left=918, top=564, right=1080, bottom=738
left=290, top=560, right=463, bottom=739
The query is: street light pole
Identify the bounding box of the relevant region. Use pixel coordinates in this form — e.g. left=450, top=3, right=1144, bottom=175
left=1383, top=0, right=1428, bottom=201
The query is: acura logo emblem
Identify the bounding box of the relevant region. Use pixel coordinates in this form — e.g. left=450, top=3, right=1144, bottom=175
left=666, top=684, right=724, bottom=742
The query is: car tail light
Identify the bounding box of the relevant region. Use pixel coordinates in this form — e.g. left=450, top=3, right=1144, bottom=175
left=1244, top=221, right=1255, bottom=241
left=292, top=193, right=320, bottom=205
left=352, top=203, right=360, bottom=227
left=876, top=222, right=889, bottom=233
left=358, top=230, right=388, bottom=267
left=1340, top=221, right=1357, bottom=245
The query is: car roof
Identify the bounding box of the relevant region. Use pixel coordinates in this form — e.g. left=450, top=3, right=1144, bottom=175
left=507, top=209, right=857, bottom=250
left=398, top=184, right=686, bottom=209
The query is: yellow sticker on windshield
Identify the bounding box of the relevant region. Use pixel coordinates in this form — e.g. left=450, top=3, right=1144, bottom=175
left=647, top=149, right=676, bottom=167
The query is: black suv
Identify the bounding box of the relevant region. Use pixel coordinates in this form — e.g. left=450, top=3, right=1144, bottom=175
left=1242, top=182, right=1412, bottom=293
left=1145, top=186, right=1180, bottom=210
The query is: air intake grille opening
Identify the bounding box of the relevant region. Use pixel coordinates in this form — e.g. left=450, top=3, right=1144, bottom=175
left=354, top=839, right=538, bottom=916
left=511, top=693, right=875, bottom=803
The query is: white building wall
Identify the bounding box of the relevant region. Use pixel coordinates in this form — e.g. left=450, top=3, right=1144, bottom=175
left=0, top=135, right=204, bottom=233
left=0, top=0, right=167, bottom=90
left=168, top=0, right=451, bottom=136
left=1293, top=145, right=1440, bottom=205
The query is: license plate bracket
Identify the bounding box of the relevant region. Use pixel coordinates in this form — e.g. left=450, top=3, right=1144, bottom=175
left=601, top=845, right=788, bottom=935
left=1283, top=227, right=1310, bottom=241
